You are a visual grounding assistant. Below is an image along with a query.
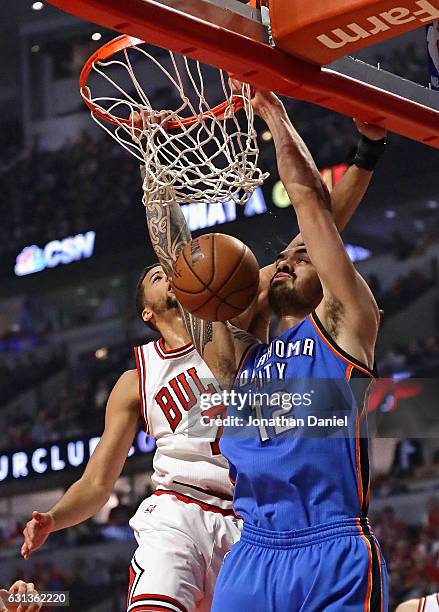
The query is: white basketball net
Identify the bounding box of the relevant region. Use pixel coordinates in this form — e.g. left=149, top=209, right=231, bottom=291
left=81, top=40, right=268, bottom=206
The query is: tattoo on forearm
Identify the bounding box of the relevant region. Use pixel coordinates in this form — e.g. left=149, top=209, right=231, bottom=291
left=142, top=170, right=213, bottom=355
left=181, top=310, right=214, bottom=356
left=143, top=200, right=190, bottom=279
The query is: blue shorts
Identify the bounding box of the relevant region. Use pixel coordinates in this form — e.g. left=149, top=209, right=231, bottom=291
left=211, top=518, right=388, bottom=612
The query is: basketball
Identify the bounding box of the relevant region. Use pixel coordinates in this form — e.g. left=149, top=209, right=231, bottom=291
left=171, top=233, right=260, bottom=321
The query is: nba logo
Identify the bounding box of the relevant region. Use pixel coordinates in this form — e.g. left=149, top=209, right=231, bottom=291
left=145, top=504, right=157, bottom=514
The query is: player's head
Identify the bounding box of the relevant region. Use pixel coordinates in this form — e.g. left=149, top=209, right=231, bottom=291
left=135, top=263, right=179, bottom=332
left=268, top=244, right=323, bottom=317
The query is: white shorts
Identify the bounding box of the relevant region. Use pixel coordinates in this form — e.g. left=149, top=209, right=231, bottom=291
left=127, top=491, right=242, bottom=612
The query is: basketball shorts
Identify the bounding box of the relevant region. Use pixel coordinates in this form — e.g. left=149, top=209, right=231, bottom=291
left=211, top=517, right=388, bottom=612
left=127, top=490, right=242, bottom=612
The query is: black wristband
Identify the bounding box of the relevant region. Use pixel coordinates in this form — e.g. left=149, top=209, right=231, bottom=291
left=352, top=135, right=386, bottom=171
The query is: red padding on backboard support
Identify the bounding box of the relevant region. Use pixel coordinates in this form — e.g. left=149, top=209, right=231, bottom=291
left=270, top=0, right=439, bottom=65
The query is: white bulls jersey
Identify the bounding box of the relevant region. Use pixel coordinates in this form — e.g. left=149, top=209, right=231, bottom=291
left=419, top=594, right=439, bottom=611
left=134, top=337, right=233, bottom=510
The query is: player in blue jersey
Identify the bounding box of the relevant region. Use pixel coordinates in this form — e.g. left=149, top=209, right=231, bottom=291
left=204, top=87, right=388, bottom=611
left=131, top=86, right=388, bottom=610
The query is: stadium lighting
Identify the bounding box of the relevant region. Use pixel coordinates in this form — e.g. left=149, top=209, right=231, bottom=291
left=32, top=2, right=44, bottom=10
left=385, top=210, right=397, bottom=219
left=261, top=130, right=273, bottom=142
left=427, top=199, right=438, bottom=209
left=91, top=32, right=102, bottom=41
left=31, top=45, right=40, bottom=53
left=95, top=347, right=108, bottom=360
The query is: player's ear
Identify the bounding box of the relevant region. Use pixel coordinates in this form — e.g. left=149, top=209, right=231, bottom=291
left=142, top=306, right=154, bottom=325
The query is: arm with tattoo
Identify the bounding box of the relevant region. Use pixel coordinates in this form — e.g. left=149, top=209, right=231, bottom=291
left=141, top=169, right=248, bottom=387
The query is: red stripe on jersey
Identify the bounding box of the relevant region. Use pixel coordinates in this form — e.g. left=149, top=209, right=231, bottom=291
left=127, top=563, right=136, bottom=608
left=130, top=593, right=188, bottom=612
left=153, top=489, right=238, bottom=517
left=134, top=346, right=149, bottom=433
left=154, top=338, right=194, bottom=360
left=172, top=479, right=233, bottom=502
left=130, top=606, right=184, bottom=612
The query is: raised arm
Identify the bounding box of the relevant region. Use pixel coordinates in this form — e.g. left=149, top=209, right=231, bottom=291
left=21, top=370, right=140, bottom=559
left=141, top=168, right=251, bottom=388
left=330, top=120, right=386, bottom=230
left=257, top=92, right=379, bottom=366
left=234, top=120, right=386, bottom=341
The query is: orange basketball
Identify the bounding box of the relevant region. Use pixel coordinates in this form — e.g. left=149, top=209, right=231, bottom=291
left=171, top=233, right=260, bottom=321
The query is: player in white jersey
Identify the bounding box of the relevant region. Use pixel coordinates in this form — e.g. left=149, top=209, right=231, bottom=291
left=397, top=594, right=439, bottom=612
left=21, top=262, right=240, bottom=612
left=128, top=263, right=241, bottom=611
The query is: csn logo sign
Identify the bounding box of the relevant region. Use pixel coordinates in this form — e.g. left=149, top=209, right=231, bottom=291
left=14, top=231, right=96, bottom=277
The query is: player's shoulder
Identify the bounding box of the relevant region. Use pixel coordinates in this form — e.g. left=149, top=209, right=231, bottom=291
left=134, top=338, right=155, bottom=351
left=118, top=368, right=139, bottom=384
left=111, top=369, right=140, bottom=404
left=395, top=599, right=421, bottom=612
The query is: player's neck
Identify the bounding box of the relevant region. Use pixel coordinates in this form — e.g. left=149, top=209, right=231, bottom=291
left=157, top=311, right=191, bottom=350
left=277, top=313, right=307, bottom=334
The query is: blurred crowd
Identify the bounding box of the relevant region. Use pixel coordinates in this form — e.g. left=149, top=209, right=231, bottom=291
left=0, top=494, right=150, bottom=610
left=373, top=41, right=430, bottom=85
left=372, top=498, right=439, bottom=610
left=368, top=257, right=437, bottom=320
left=0, top=336, right=141, bottom=452
left=5, top=553, right=130, bottom=611
left=0, top=290, right=124, bottom=343
left=378, top=334, right=439, bottom=376
left=0, top=344, right=65, bottom=409
left=0, top=500, right=136, bottom=557
left=0, top=132, right=141, bottom=257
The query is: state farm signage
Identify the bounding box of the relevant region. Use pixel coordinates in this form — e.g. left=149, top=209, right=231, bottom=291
left=271, top=0, right=439, bottom=66
left=317, top=0, right=439, bottom=51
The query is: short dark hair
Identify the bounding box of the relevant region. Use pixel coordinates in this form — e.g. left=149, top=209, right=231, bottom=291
left=135, top=263, right=161, bottom=332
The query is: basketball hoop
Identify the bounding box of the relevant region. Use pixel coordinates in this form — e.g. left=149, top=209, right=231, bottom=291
left=80, top=35, right=268, bottom=206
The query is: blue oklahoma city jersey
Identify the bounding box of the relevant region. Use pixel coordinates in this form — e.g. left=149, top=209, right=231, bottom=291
left=220, top=311, right=375, bottom=532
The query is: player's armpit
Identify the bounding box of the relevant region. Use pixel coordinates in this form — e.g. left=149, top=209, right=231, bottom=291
left=300, top=203, right=379, bottom=365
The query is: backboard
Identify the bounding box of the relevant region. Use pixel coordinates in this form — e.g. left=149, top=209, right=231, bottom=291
left=44, top=0, right=439, bottom=148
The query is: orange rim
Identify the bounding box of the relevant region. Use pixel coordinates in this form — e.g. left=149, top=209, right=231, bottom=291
left=80, top=34, right=244, bottom=130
